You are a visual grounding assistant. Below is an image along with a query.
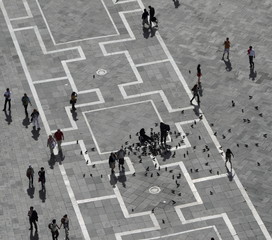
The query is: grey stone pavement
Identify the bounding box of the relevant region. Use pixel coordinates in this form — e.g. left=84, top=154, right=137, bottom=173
left=0, top=0, right=272, bottom=239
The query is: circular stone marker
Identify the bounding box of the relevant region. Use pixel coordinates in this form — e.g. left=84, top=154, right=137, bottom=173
left=149, top=186, right=161, bottom=194
left=96, top=69, right=107, bottom=76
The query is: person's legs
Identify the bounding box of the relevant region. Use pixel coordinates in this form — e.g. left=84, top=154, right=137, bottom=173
left=24, top=104, right=28, bottom=116
left=163, top=134, right=167, bottom=145
left=55, top=230, right=59, bottom=239
left=249, top=56, right=253, bottom=67
left=51, top=231, right=55, bottom=240
left=197, top=94, right=200, bottom=104
left=36, top=119, right=40, bottom=129
left=29, top=219, right=33, bottom=229
left=3, top=98, right=7, bottom=111
left=57, top=141, right=62, bottom=151
left=7, top=99, right=11, bottom=111
left=190, top=94, right=195, bottom=103
left=227, top=49, right=229, bottom=59
left=30, top=175, right=33, bottom=186
left=33, top=220, right=37, bottom=230
left=33, top=118, right=37, bottom=129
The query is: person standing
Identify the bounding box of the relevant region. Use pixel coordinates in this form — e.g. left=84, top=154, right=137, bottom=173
left=3, top=88, right=11, bottom=111
left=28, top=206, right=38, bottom=231
left=70, top=92, right=77, bottom=111
left=49, top=219, right=60, bottom=240
left=148, top=6, right=155, bottom=26
left=160, top=122, right=170, bottom=146
left=26, top=165, right=34, bottom=187
left=47, top=135, right=56, bottom=156
left=142, top=9, right=149, bottom=27
left=54, top=129, right=64, bottom=152
left=109, top=152, right=117, bottom=173
left=197, top=64, right=202, bottom=84
left=225, top=149, right=234, bottom=169
left=38, top=167, right=46, bottom=189
left=31, top=109, right=40, bottom=130
left=247, top=46, right=255, bottom=68
left=222, top=38, right=230, bottom=60
left=60, top=214, right=69, bottom=240
left=117, top=148, right=126, bottom=170
left=21, top=93, right=32, bottom=117
left=190, top=84, right=200, bottom=105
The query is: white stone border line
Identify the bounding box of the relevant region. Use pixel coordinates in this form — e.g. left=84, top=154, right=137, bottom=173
left=9, top=0, right=33, bottom=21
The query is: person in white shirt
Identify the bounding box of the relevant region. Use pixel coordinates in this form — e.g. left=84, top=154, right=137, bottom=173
left=3, top=88, right=11, bottom=111
left=247, top=46, right=255, bottom=68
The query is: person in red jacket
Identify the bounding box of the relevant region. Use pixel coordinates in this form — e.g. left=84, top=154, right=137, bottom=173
left=54, top=129, right=64, bottom=152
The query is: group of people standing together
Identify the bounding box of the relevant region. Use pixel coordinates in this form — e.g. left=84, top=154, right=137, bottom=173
left=142, top=6, right=158, bottom=28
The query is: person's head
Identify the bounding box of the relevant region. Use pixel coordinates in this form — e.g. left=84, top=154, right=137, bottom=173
left=249, top=46, right=252, bottom=49
left=30, top=206, right=33, bottom=210
left=52, top=219, right=56, bottom=224
left=144, top=8, right=147, bottom=12
left=211, top=238, right=215, bottom=240
left=226, top=37, right=229, bottom=41
left=148, top=5, right=151, bottom=9
left=24, top=93, right=27, bottom=96
left=6, top=88, right=9, bottom=91
left=57, top=129, right=60, bottom=132
left=63, top=214, right=67, bottom=218
left=41, top=167, right=44, bottom=171
left=197, top=64, right=201, bottom=68
left=29, top=165, right=32, bottom=168
left=226, top=148, right=230, bottom=153
left=49, top=135, right=52, bottom=138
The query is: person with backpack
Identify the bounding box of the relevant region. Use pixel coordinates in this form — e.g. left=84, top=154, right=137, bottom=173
left=26, top=165, right=34, bottom=187
left=160, top=122, right=170, bottom=146
left=117, top=148, right=126, bottom=170
left=28, top=206, right=38, bottom=231
left=60, top=214, right=69, bottom=240
left=30, top=109, right=40, bottom=130
left=190, top=84, right=200, bottom=105
left=48, top=219, right=60, bottom=240
left=38, top=167, right=46, bottom=190
left=21, top=93, right=32, bottom=117
left=70, top=92, right=77, bottom=111
left=3, top=88, right=11, bottom=112
left=109, top=152, right=117, bottom=173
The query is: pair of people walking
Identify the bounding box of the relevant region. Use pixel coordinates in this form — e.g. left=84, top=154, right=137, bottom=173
left=48, top=215, right=69, bottom=240
left=47, top=129, right=64, bottom=155
left=142, top=6, right=157, bottom=28
left=109, top=148, right=126, bottom=173
left=26, top=166, right=46, bottom=189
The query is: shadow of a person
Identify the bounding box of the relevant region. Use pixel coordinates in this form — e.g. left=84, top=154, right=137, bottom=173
left=22, top=116, right=31, bottom=128
left=4, top=110, right=12, bottom=125
left=110, top=172, right=118, bottom=188
left=30, top=229, right=39, bottom=240
left=150, top=27, right=158, bottom=38
left=225, top=166, right=234, bottom=181
left=143, top=26, right=150, bottom=39
left=31, top=128, right=40, bottom=141
left=223, top=59, right=232, bottom=71
left=71, top=109, right=78, bottom=121
left=39, top=187, right=46, bottom=202
left=249, top=68, right=257, bottom=81
left=55, top=150, right=65, bottom=165
left=198, top=83, right=204, bottom=97
left=173, top=0, right=180, bottom=8
left=193, top=104, right=200, bottom=116
left=48, top=154, right=56, bottom=169
left=27, top=186, right=35, bottom=199
left=161, top=149, right=171, bottom=161
left=118, top=169, right=127, bottom=188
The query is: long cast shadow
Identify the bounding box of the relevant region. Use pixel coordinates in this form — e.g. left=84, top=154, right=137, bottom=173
left=31, top=128, right=40, bottom=141
left=22, top=116, right=31, bottom=128
left=173, top=0, right=180, bottom=8
left=39, top=187, right=46, bottom=202
left=249, top=68, right=257, bottom=81
left=118, top=168, right=127, bottom=188
left=30, top=229, right=39, bottom=240
left=27, top=186, right=35, bottom=199
left=223, top=59, right=232, bottom=71
left=4, top=110, right=12, bottom=124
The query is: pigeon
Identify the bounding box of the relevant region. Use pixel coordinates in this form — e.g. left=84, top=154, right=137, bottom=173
left=86, top=160, right=89, bottom=165
left=159, top=166, right=161, bottom=171
left=203, top=149, right=206, bottom=153
left=172, top=200, right=176, bottom=205
left=165, top=167, right=168, bottom=171
left=83, top=174, right=85, bottom=178
left=247, top=119, right=251, bottom=123
left=217, top=171, right=219, bottom=175
left=207, top=154, right=210, bottom=158
left=199, top=115, right=203, bottom=120
left=80, top=151, right=82, bottom=155
left=144, top=172, right=148, bottom=176
left=219, top=146, right=223, bottom=150
left=195, top=169, right=199, bottom=172
left=231, top=100, right=235, bottom=107
left=91, top=148, right=95, bottom=151
left=243, top=119, right=247, bottom=123
left=255, top=143, right=259, bottom=147
left=177, top=173, right=181, bottom=179
left=129, top=134, right=131, bottom=139
left=172, top=175, right=175, bottom=180
left=155, top=123, right=158, bottom=127
left=169, top=170, right=173, bottom=173
left=152, top=208, right=155, bottom=213
left=209, top=169, right=212, bottom=174
left=190, top=169, right=193, bottom=173
left=237, top=143, right=239, bottom=147
left=125, top=141, right=128, bottom=145
left=92, top=164, right=96, bottom=168
left=194, top=120, right=197, bottom=125
left=132, top=209, right=134, bottom=212
left=171, top=190, right=175, bottom=194
left=172, top=152, right=176, bottom=158
left=155, top=163, right=157, bottom=168
left=176, top=146, right=178, bottom=149
left=184, top=153, right=186, bottom=158
left=146, top=167, right=149, bottom=171
left=257, top=162, right=261, bottom=166
left=263, top=134, right=267, bottom=138
left=175, top=180, right=178, bottom=185
left=193, top=146, right=196, bottom=149
left=189, top=70, right=191, bottom=74
left=90, top=174, right=92, bottom=177
left=255, top=106, right=259, bottom=110
left=210, top=191, right=213, bottom=195
left=249, top=96, right=253, bottom=99
left=150, top=173, right=153, bottom=177
left=101, top=175, right=103, bottom=178
left=245, top=144, right=248, bottom=148
left=205, top=162, right=209, bottom=166
left=178, top=193, right=181, bottom=196
left=181, top=110, right=184, bottom=114
left=178, top=143, right=181, bottom=147
left=228, top=129, right=231, bottom=133
left=76, top=140, right=78, bottom=144
left=199, top=136, right=201, bottom=140
left=191, top=124, right=194, bottom=128
left=222, top=135, right=226, bottom=139
left=139, top=160, right=142, bottom=163
left=132, top=172, right=136, bottom=176
left=162, top=219, right=165, bottom=224
left=214, top=132, right=217, bottom=136
left=157, top=172, right=160, bottom=176
left=242, top=109, right=244, bottom=113
left=210, top=123, right=214, bottom=127
left=259, top=113, right=263, bottom=117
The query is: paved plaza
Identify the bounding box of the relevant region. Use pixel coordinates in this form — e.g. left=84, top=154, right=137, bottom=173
left=0, top=0, right=272, bottom=239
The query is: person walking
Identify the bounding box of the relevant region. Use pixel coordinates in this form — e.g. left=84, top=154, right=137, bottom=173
left=117, top=148, right=126, bottom=170
left=38, top=167, right=46, bottom=189
left=28, top=206, right=38, bottom=231
left=190, top=84, right=200, bottom=105
left=54, top=129, right=64, bottom=152
left=21, top=93, right=32, bottom=117
left=60, top=214, right=70, bottom=240
left=197, top=64, right=202, bottom=84
left=26, top=165, right=34, bottom=187
left=148, top=6, right=155, bottom=26
left=222, top=38, right=230, bottom=60
left=70, top=92, right=77, bottom=111
left=247, top=46, right=255, bottom=68
left=109, top=152, right=117, bottom=173
left=142, top=9, right=149, bottom=27
left=30, top=109, right=40, bottom=130
left=3, top=88, right=11, bottom=111
left=225, top=149, right=234, bottom=169
left=160, top=122, right=170, bottom=146
left=47, top=135, right=56, bottom=156
left=48, top=219, right=60, bottom=240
